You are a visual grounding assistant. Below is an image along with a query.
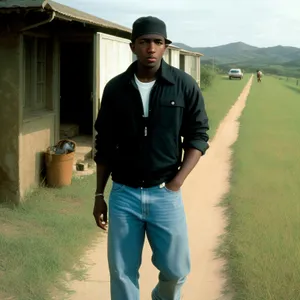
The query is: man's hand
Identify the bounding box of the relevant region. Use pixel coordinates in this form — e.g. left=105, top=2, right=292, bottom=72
left=165, top=176, right=183, bottom=192
left=165, top=148, right=203, bottom=192
left=93, top=196, right=108, bottom=230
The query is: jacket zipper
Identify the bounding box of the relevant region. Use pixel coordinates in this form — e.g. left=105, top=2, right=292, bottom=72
left=148, top=82, right=157, bottom=120
left=131, top=79, right=157, bottom=187
left=145, top=82, right=157, bottom=136
left=132, top=80, right=157, bottom=137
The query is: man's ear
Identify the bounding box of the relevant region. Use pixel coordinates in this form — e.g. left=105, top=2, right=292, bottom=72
left=130, top=43, right=135, bottom=54
left=163, top=43, right=169, bottom=54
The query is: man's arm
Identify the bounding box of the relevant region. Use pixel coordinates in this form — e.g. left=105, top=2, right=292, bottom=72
left=167, top=81, right=209, bottom=191
left=93, top=84, right=114, bottom=230
left=95, top=164, right=111, bottom=195
left=94, top=83, right=115, bottom=190
left=93, top=164, right=110, bottom=231
left=167, top=148, right=202, bottom=190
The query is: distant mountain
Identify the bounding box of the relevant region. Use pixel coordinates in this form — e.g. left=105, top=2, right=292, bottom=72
left=173, top=43, right=196, bottom=52
left=196, top=42, right=258, bottom=59
left=172, top=42, right=300, bottom=76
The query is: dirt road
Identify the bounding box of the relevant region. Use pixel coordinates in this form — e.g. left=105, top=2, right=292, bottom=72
left=67, top=76, right=253, bottom=300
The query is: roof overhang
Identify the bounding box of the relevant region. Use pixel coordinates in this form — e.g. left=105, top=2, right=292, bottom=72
left=180, top=49, right=204, bottom=57
left=0, top=1, right=202, bottom=57
left=0, top=0, right=48, bottom=9
left=0, top=0, right=131, bottom=36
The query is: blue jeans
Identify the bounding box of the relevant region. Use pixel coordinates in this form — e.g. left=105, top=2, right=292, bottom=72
left=108, top=182, right=190, bottom=300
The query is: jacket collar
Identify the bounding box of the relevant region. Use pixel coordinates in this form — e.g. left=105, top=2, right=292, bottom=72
left=125, top=59, right=176, bottom=85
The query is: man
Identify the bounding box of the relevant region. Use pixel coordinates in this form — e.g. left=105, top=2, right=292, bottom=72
left=257, top=69, right=262, bottom=82
left=93, top=16, right=209, bottom=300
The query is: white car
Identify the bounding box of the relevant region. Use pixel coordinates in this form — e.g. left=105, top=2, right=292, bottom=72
left=228, top=69, right=243, bottom=80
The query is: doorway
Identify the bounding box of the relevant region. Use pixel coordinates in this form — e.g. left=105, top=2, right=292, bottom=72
left=60, top=41, right=93, bottom=137
left=59, top=40, right=94, bottom=161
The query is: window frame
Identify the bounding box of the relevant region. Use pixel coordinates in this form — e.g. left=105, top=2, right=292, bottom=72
left=23, top=34, right=53, bottom=114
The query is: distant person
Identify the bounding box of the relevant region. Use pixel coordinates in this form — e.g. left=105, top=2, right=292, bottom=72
left=93, top=16, right=209, bottom=300
left=257, top=70, right=262, bottom=83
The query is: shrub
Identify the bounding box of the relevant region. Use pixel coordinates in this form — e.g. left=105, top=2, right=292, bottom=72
left=201, top=66, right=216, bottom=89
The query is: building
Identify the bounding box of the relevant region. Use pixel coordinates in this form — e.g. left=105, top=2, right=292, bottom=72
left=179, top=49, right=203, bottom=86
left=164, top=46, right=203, bottom=86
left=0, top=0, right=203, bottom=203
left=163, top=44, right=181, bottom=68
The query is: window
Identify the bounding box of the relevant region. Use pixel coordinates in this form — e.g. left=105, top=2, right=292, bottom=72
left=23, top=35, right=52, bottom=112
left=24, top=36, right=34, bottom=109
left=36, top=39, right=47, bottom=109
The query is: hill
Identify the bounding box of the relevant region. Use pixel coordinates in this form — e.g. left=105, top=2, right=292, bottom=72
left=173, top=42, right=300, bottom=77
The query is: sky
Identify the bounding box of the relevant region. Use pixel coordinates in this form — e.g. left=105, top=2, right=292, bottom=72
left=56, top=0, right=300, bottom=48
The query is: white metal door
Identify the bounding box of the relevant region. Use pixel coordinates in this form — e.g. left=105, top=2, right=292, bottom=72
left=93, top=33, right=132, bottom=154
left=170, top=49, right=180, bottom=68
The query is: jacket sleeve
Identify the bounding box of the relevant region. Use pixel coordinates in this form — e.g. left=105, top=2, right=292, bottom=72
left=182, top=81, right=210, bottom=155
left=94, top=84, right=115, bottom=165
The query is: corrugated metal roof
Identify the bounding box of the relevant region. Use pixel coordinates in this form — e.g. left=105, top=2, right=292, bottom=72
left=0, top=0, right=47, bottom=8
left=45, top=0, right=131, bottom=33
left=169, top=44, right=181, bottom=50
left=0, top=0, right=131, bottom=34
left=0, top=1, right=202, bottom=57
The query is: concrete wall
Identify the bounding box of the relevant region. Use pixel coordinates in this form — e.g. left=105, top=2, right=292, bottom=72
left=0, top=32, right=58, bottom=201
left=0, top=33, right=21, bottom=203
left=20, top=114, right=56, bottom=196
left=19, top=36, right=60, bottom=198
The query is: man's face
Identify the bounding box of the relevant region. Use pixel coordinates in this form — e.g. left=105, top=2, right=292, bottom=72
left=130, top=34, right=168, bottom=68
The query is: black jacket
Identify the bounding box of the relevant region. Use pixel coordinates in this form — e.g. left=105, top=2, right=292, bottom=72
left=94, top=59, right=209, bottom=188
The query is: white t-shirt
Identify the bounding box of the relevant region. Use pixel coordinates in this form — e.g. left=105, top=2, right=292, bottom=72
left=134, top=74, right=156, bottom=117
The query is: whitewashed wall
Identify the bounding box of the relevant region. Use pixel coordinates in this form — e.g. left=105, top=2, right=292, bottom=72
left=196, top=56, right=201, bottom=86
left=93, top=33, right=133, bottom=155
left=183, top=55, right=201, bottom=85
left=96, top=33, right=132, bottom=105
left=170, top=48, right=180, bottom=68
left=163, top=48, right=170, bottom=64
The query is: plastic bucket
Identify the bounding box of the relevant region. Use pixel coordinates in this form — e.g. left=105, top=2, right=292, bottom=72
left=45, top=139, right=76, bottom=187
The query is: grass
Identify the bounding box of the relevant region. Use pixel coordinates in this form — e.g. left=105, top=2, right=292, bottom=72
left=220, top=76, right=300, bottom=300
left=203, top=74, right=250, bottom=138
left=0, top=174, right=111, bottom=300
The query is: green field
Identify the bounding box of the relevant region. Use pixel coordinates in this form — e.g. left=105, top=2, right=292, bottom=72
left=0, top=174, right=110, bottom=300
left=221, top=77, right=300, bottom=299
left=203, top=75, right=250, bottom=138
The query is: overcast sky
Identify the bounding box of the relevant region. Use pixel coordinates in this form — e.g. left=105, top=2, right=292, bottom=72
left=56, top=0, right=300, bottom=48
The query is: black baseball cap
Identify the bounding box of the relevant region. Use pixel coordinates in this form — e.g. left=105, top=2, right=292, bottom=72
left=131, top=16, right=172, bottom=44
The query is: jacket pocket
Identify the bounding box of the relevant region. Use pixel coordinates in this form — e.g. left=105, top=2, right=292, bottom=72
left=159, top=99, right=185, bottom=129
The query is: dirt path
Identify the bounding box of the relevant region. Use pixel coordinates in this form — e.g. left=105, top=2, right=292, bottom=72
left=66, top=76, right=253, bottom=300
